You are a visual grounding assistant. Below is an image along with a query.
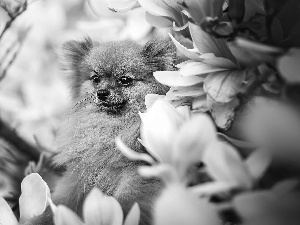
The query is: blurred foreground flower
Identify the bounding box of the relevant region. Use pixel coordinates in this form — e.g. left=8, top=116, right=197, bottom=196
left=233, top=179, right=300, bottom=225
left=154, top=183, right=221, bottom=225
left=50, top=188, right=140, bottom=225
left=277, top=48, right=300, bottom=83
left=117, top=99, right=218, bottom=184
left=0, top=173, right=50, bottom=224
left=191, top=145, right=271, bottom=196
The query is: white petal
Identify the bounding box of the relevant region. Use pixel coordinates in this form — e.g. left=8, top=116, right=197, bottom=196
left=207, top=95, right=240, bottom=130
left=154, top=71, right=204, bottom=87
left=180, top=61, right=230, bottom=77
left=54, top=205, right=83, bottom=225
left=190, top=182, right=236, bottom=197
left=83, top=188, right=123, bottom=225
left=169, top=33, right=201, bottom=61
left=200, top=54, right=238, bottom=69
left=204, top=69, right=256, bottom=103
left=172, top=114, right=217, bottom=178
left=154, top=184, right=221, bottom=225
left=189, top=22, right=236, bottom=63
left=278, top=48, right=300, bottom=83
left=138, top=165, right=179, bottom=183
left=203, top=142, right=253, bottom=189
left=145, top=13, right=173, bottom=27
left=141, top=100, right=183, bottom=163
left=139, top=0, right=182, bottom=22
left=115, top=136, right=156, bottom=164
left=166, top=84, right=205, bottom=99
left=108, top=0, right=138, bottom=12
left=138, top=0, right=170, bottom=17
left=87, top=0, right=119, bottom=17
left=19, top=173, right=51, bottom=223
left=124, top=203, right=140, bottom=225
left=245, top=150, right=271, bottom=181
left=0, top=197, right=18, bottom=225
left=145, top=94, right=165, bottom=109
left=191, top=96, right=208, bottom=111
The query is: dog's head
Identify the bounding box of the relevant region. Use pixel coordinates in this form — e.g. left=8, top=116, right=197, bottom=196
left=61, top=37, right=176, bottom=115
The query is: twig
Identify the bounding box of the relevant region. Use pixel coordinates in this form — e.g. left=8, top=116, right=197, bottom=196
left=0, top=118, right=40, bottom=162
left=0, top=0, right=28, bottom=39
left=0, top=25, right=30, bottom=81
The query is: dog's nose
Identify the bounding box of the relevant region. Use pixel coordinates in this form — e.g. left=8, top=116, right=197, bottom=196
left=97, top=90, right=110, bottom=101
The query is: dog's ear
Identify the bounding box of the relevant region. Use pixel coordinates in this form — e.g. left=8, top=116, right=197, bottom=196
left=61, top=37, right=94, bottom=70
left=141, top=38, right=177, bottom=72
left=60, top=37, right=94, bottom=99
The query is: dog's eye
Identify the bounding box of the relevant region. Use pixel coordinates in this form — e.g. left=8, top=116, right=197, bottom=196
left=119, top=76, right=133, bottom=86
left=91, top=75, right=100, bottom=84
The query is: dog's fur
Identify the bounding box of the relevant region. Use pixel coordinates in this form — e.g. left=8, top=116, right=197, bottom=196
left=27, top=38, right=176, bottom=225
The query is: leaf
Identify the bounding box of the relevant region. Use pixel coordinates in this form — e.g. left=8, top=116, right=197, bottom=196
left=83, top=188, right=123, bottom=225
left=272, top=179, right=299, bottom=194
left=235, top=38, right=282, bottom=54
left=189, top=22, right=236, bottom=63
left=145, top=12, right=173, bottom=27
left=124, top=203, right=140, bottom=225
left=54, top=205, right=83, bottom=225
left=0, top=197, right=18, bottom=225
left=207, top=95, right=240, bottom=130
left=244, top=0, right=264, bottom=21
left=173, top=114, right=217, bottom=178
left=179, top=61, right=230, bottom=77
left=245, top=150, right=271, bottom=181
left=203, top=142, right=253, bottom=189
left=154, top=71, right=204, bottom=87
left=204, top=69, right=256, bottom=103
left=234, top=191, right=300, bottom=225
left=277, top=48, right=300, bottom=83
left=107, top=0, right=138, bottom=12
left=169, top=33, right=202, bottom=61
left=19, top=173, right=51, bottom=223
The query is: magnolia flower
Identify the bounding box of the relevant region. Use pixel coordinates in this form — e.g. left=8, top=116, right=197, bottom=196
left=116, top=99, right=218, bottom=184
left=191, top=145, right=271, bottom=196
left=50, top=188, right=140, bottom=225
left=0, top=173, right=50, bottom=225
left=155, top=28, right=257, bottom=130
